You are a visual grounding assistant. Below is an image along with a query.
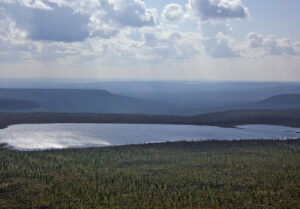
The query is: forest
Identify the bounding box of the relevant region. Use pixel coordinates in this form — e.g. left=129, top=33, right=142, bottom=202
left=0, top=139, right=299, bottom=208
left=1, top=108, right=300, bottom=129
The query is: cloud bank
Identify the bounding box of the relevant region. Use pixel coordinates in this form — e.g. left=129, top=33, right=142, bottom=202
left=0, top=0, right=157, bottom=42
left=188, top=0, right=249, bottom=21
left=247, top=33, right=297, bottom=56
left=0, top=0, right=299, bottom=75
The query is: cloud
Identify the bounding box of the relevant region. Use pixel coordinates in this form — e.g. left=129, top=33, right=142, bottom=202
left=0, top=11, right=27, bottom=45
left=0, top=0, right=157, bottom=42
left=247, top=32, right=264, bottom=48
left=211, top=39, right=239, bottom=58
left=162, top=4, right=184, bottom=21
left=93, top=27, right=203, bottom=65
left=0, top=0, right=298, bottom=67
left=225, top=24, right=233, bottom=32
left=247, top=32, right=297, bottom=56
left=141, top=30, right=201, bottom=61
left=2, top=3, right=90, bottom=42
left=0, top=0, right=52, bottom=10
left=187, top=0, right=249, bottom=21
left=203, top=32, right=298, bottom=58
left=204, top=32, right=239, bottom=58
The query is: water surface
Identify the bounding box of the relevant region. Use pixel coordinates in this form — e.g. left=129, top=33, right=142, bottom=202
left=0, top=124, right=299, bottom=150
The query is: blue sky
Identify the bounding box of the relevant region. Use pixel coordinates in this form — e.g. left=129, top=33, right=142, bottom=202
left=0, top=0, right=299, bottom=81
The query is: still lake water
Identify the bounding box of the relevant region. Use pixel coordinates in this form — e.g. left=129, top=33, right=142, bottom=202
left=0, top=123, right=299, bottom=150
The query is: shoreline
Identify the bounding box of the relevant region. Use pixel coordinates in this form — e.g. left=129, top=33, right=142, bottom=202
left=1, top=138, right=300, bottom=152
left=1, top=109, right=300, bottom=129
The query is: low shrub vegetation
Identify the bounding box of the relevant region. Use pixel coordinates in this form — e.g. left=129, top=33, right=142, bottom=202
left=0, top=139, right=299, bottom=208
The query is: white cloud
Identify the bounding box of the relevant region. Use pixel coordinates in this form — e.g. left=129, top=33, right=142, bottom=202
left=0, top=0, right=157, bottom=42
left=225, top=24, right=233, bottom=32
left=203, top=32, right=299, bottom=58
left=0, top=0, right=52, bottom=10
left=162, top=4, right=184, bottom=21
left=0, top=14, right=27, bottom=45
left=247, top=32, right=297, bottom=56
left=141, top=29, right=202, bottom=62
left=204, top=32, right=239, bottom=58
left=85, top=27, right=204, bottom=65
left=0, top=0, right=299, bottom=69
left=187, top=0, right=249, bottom=21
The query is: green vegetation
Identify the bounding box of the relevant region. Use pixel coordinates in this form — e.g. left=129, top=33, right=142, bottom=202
left=1, top=109, right=300, bottom=129
left=1, top=139, right=299, bottom=208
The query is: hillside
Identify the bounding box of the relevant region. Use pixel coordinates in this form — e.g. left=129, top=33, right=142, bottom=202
left=233, top=94, right=300, bottom=111
left=0, top=99, right=43, bottom=112
left=254, top=94, right=300, bottom=107
left=0, top=89, right=181, bottom=114
left=1, top=89, right=300, bottom=115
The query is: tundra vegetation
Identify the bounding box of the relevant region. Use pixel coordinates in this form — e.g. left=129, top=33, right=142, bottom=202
left=0, top=139, right=299, bottom=208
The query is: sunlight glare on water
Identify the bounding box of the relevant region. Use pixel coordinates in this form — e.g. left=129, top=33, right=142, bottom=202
left=0, top=124, right=299, bottom=150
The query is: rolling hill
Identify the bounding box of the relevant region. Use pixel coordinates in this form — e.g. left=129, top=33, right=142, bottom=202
left=1, top=88, right=300, bottom=115
left=0, top=89, right=182, bottom=114
left=240, top=94, right=300, bottom=110
left=0, top=98, right=43, bottom=112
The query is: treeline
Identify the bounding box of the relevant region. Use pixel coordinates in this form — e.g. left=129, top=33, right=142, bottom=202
left=0, top=139, right=299, bottom=208
left=1, top=109, right=300, bottom=129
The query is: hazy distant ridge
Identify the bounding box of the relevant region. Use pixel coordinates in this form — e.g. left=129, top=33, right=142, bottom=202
left=0, top=89, right=181, bottom=114
left=1, top=88, right=300, bottom=114
left=243, top=94, right=300, bottom=110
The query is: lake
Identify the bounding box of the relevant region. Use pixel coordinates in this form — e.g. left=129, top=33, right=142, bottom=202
left=0, top=123, right=299, bottom=150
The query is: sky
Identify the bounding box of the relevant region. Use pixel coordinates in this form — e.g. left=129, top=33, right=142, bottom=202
left=0, top=0, right=300, bottom=81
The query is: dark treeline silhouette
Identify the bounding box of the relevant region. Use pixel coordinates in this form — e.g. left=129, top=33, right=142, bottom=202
left=1, top=109, right=300, bottom=129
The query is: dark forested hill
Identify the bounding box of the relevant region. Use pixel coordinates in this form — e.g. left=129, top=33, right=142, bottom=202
left=0, top=99, right=43, bottom=111
left=233, top=94, right=300, bottom=111
left=253, top=94, right=300, bottom=107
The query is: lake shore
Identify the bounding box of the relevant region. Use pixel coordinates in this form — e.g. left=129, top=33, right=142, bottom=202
left=1, top=109, right=300, bottom=129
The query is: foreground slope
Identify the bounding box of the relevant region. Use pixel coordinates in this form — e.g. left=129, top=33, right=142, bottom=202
left=0, top=140, right=299, bottom=208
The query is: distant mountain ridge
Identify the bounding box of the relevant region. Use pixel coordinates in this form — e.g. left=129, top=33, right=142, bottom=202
left=0, top=88, right=182, bottom=114
left=1, top=89, right=300, bottom=114
left=255, top=94, right=300, bottom=104
left=244, top=94, right=300, bottom=109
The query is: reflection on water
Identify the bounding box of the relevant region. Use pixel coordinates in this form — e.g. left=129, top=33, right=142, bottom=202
left=0, top=123, right=299, bottom=150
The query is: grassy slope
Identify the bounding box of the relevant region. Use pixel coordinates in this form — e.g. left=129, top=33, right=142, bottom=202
left=0, top=139, right=299, bottom=208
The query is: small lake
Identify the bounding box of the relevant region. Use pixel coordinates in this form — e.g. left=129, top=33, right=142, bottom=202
left=0, top=124, right=299, bottom=150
